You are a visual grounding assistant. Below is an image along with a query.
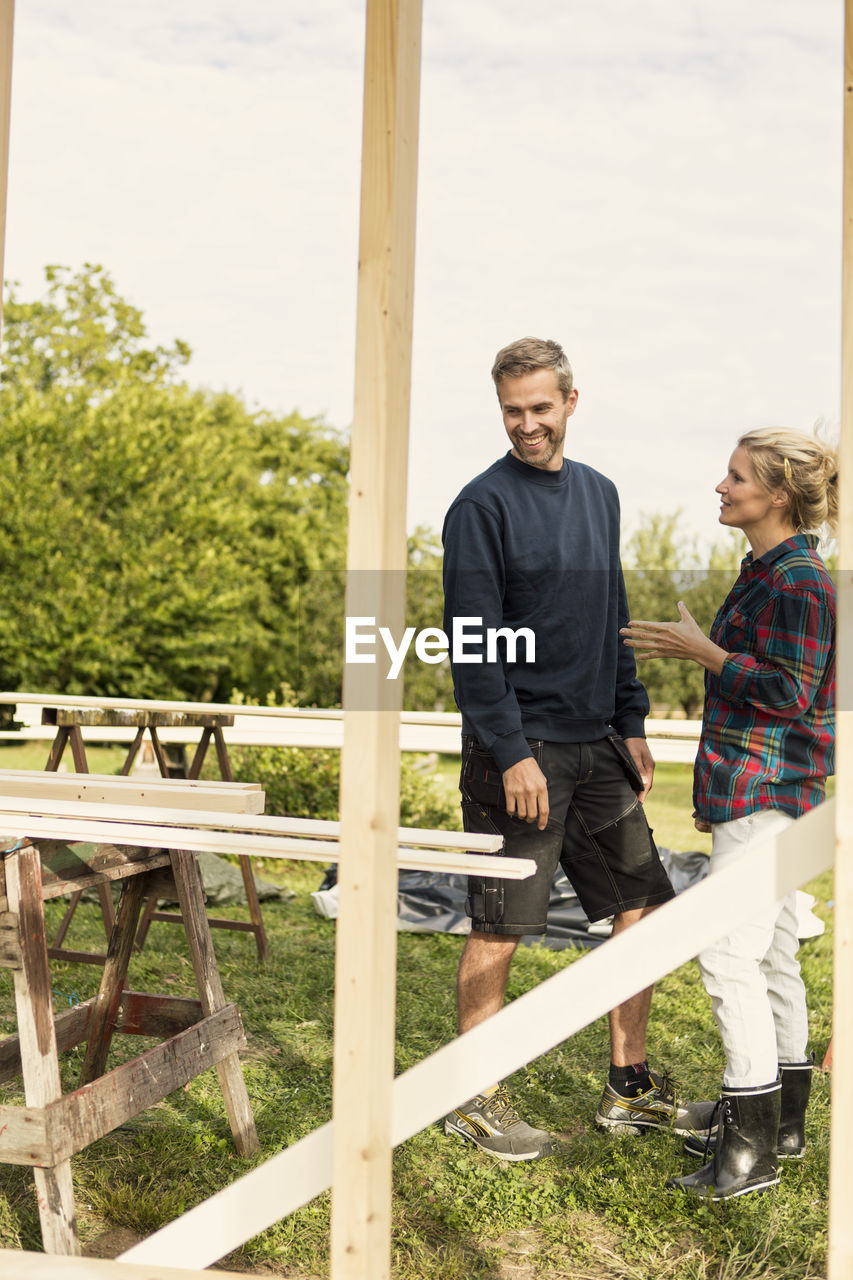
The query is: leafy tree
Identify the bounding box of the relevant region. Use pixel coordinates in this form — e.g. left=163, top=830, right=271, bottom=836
left=287, top=525, right=455, bottom=710
left=0, top=265, right=349, bottom=702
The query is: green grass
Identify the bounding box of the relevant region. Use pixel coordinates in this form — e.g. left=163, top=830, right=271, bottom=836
left=0, top=759, right=833, bottom=1278
left=0, top=742, right=128, bottom=774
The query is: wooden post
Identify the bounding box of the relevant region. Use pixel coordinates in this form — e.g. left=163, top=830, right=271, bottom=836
left=329, top=2, right=422, bottom=1278
left=829, top=3, right=853, bottom=1275
left=0, top=0, right=13, bottom=352
left=5, top=847, right=79, bottom=1254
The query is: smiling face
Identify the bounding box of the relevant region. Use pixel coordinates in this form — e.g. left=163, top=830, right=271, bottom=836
left=498, top=368, right=579, bottom=471
left=716, top=445, right=793, bottom=551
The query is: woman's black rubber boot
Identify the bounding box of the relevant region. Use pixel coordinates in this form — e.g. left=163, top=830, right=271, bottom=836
left=668, top=1081, right=781, bottom=1200
left=777, top=1061, right=812, bottom=1159
left=683, top=1061, right=812, bottom=1161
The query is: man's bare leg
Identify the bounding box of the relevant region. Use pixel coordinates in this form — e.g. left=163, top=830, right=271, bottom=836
left=608, top=904, right=657, bottom=1064
left=448, top=930, right=554, bottom=1159
left=457, top=931, right=519, bottom=1033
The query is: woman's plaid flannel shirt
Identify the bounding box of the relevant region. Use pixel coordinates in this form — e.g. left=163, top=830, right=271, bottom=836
left=694, top=534, right=835, bottom=823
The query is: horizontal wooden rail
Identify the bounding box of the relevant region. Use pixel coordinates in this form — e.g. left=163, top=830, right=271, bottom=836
left=0, top=1248, right=249, bottom=1279
left=0, top=700, right=702, bottom=759
left=0, top=814, right=530, bottom=880
left=0, top=768, right=260, bottom=789
left=0, top=772, right=263, bottom=812
left=120, top=800, right=833, bottom=1269
left=0, top=790, right=500, bottom=850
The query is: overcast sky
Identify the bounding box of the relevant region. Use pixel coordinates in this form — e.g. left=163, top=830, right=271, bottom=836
left=3, top=0, right=843, bottom=558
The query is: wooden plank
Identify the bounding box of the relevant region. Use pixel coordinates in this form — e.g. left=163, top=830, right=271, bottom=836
left=46, top=709, right=234, bottom=729
left=0, top=993, right=202, bottom=1087
left=45, top=948, right=108, bottom=967
left=0, top=1248, right=251, bottom=1279
left=122, top=802, right=836, bottom=1271
left=40, top=855, right=172, bottom=902
left=830, top=5, right=853, bottom=1276
left=0, top=693, right=342, bottom=716
left=0, top=817, right=528, bottom=878
left=0, top=1001, right=95, bottom=1084
left=47, top=1005, right=246, bottom=1162
left=0, top=1103, right=51, bottom=1166
left=169, top=849, right=259, bottom=1158
left=0, top=767, right=261, bottom=790
left=144, top=912, right=258, bottom=934
left=0, top=773, right=264, bottom=813
left=331, top=2, right=422, bottom=1277
left=0, top=793, right=497, bottom=847
left=0, top=692, right=436, bottom=723
left=1, top=718, right=698, bottom=757
left=113, top=990, right=202, bottom=1039
left=5, top=846, right=79, bottom=1253
left=37, top=841, right=171, bottom=898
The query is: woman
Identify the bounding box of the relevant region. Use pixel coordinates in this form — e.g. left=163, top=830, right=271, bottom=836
left=622, top=427, right=836, bottom=1200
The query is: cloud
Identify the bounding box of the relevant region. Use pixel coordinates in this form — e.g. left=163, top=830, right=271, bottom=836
left=3, top=0, right=842, bottom=554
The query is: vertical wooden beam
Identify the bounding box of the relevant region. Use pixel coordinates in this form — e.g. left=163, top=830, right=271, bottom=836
left=6, top=847, right=80, bottom=1254
left=829, top=4, right=853, bottom=1276
left=330, top=2, right=422, bottom=1278
left=0, top=0, right=13, bottom=351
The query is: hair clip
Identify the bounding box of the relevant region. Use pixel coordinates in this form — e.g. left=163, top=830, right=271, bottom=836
left=783, top=457, right=792, bottom=480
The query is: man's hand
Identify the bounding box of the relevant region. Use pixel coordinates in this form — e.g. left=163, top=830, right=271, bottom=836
left=502, top=757, right=549, bottom=829
left=623, top=737, right=655, bottom=803
left=694, top=817, right=712, bottom=833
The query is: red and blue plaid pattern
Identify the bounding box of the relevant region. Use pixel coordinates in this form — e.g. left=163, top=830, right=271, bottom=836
left=694, top=534, right=835, bottom=823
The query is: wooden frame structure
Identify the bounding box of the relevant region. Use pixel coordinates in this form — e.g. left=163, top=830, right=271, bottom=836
left=0, top=1, right=850, bottom=1277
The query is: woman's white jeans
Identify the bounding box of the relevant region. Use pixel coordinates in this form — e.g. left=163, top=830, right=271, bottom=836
left=697, top=809, right=809, bottom=1087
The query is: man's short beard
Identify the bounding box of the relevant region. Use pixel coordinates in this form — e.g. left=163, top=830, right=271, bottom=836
left=512, top=429, right=564, bottom=468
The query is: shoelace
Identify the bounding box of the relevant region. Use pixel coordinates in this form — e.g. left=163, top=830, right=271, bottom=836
left=653, top=1067, right=678, bottom=1102
left=485, top=1086, right=522, bottom=1127
left=701, top=1098, right=724, bottom=1162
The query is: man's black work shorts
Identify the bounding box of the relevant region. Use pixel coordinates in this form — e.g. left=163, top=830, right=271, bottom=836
left=460, top=734, right=675, bottom=935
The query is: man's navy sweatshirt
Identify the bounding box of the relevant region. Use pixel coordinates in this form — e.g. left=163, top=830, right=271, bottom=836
left=441, top=451, right=649, bottom=773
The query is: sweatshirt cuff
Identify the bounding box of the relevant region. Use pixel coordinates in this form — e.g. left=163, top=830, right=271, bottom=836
left=489, top=731, right=533, bottom=773
left=611, top=714, right=646, bottom=742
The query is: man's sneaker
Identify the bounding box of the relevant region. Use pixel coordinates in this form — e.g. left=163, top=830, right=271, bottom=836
left=595, top=1068, right=712, bottom=1136
left=445, top=1085, right=555, bottom=1161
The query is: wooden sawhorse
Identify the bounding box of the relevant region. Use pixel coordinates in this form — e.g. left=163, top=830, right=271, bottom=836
left=41, top=705, right=269, bottom=960
left=0, top=834, right=259, bottom=1254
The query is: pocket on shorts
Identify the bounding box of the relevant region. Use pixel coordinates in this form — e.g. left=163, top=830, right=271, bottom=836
left=459, top=737, right=544, bottom=809
left=466, top=871, right=505, bottom=926
left=606, top=733, right=646, bottom=793
left=460, top=740, right=504, bottom=807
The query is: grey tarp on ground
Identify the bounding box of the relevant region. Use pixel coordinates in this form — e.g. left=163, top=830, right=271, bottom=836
left=394, top=847, right=710, bottom=949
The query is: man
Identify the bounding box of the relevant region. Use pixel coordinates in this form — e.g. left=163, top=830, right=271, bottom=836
left=441, top=336, right=685, bottom=1161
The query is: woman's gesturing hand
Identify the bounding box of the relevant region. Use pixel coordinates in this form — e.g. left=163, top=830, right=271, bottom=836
left=621, top=602, right=727, bottom=675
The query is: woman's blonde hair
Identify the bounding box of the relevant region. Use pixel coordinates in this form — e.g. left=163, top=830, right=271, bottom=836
left=738, top=426, right=839, bottom=535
